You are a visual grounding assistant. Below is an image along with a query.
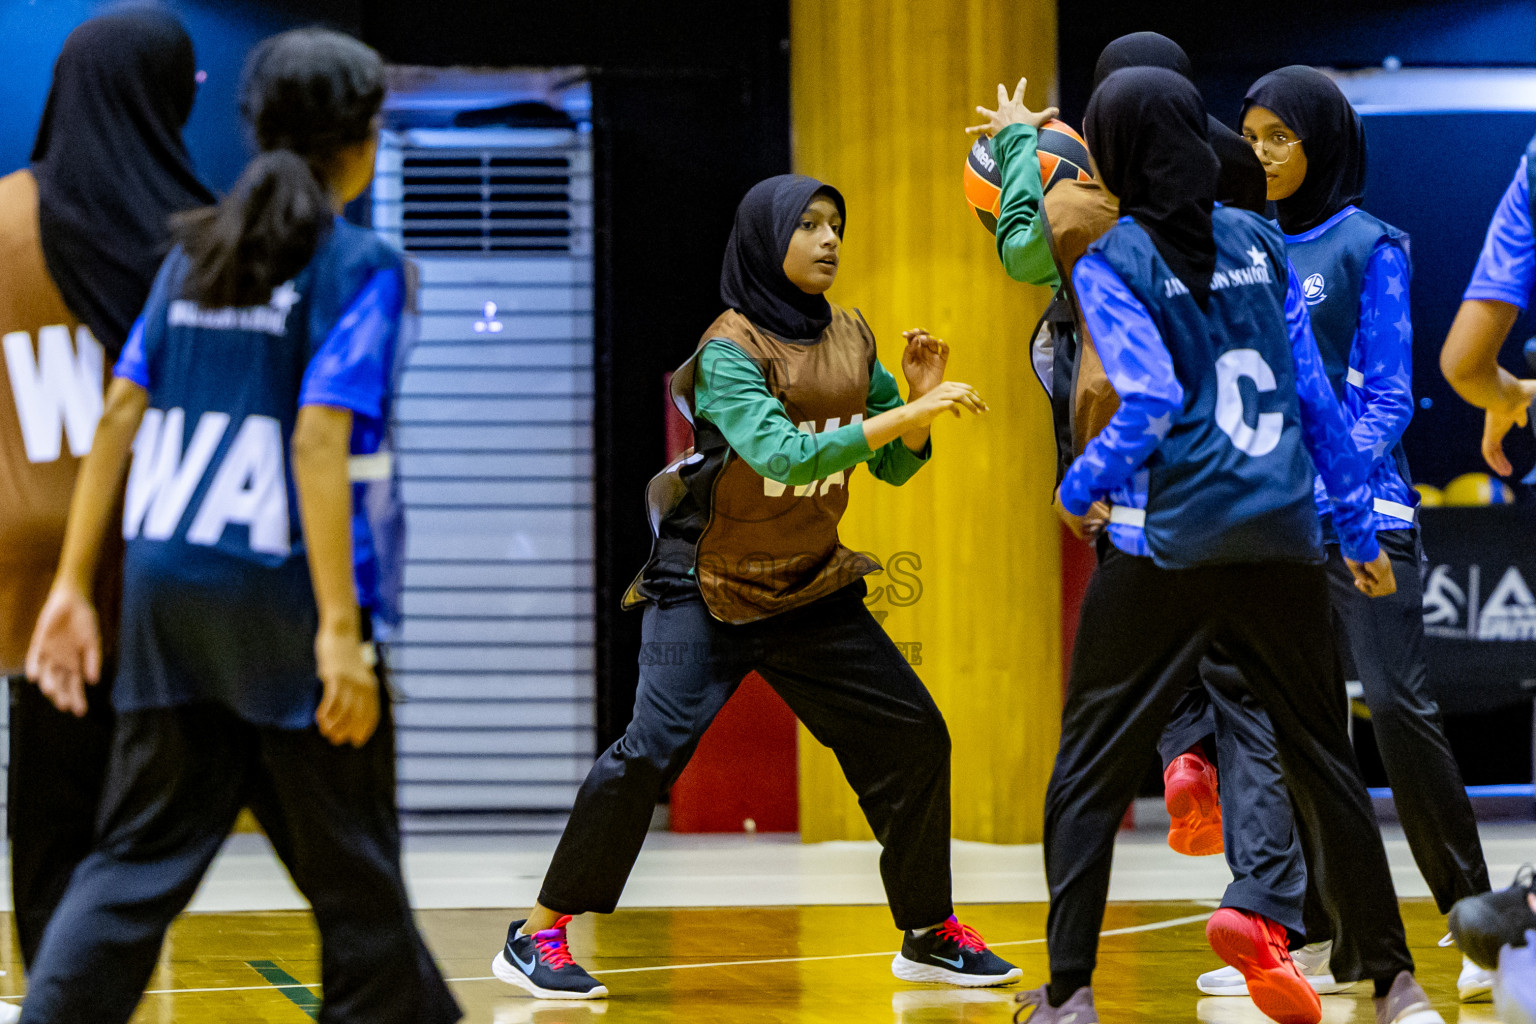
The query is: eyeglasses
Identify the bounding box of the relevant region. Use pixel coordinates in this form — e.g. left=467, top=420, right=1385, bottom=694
left=1244, top=131, right=1301, bottom=165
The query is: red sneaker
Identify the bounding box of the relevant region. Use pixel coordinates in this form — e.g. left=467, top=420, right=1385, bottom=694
left=1164, top=750, right=1224, bottom=856
left=1206, top=908, right=1322, bottom=1024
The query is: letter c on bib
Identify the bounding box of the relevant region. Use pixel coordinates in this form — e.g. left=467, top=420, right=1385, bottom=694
left=1214, top=349, right=1283, bottom=457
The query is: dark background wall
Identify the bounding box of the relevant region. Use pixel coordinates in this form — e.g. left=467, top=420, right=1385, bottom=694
left=1057, top=0, right=1536, bottom=128
left=0, top=0, right=790, bottom=751
left=0, top=0, right=360, bottom=189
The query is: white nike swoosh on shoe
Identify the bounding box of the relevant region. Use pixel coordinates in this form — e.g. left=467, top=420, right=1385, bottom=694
left=509, top=946, right=538, bottom=976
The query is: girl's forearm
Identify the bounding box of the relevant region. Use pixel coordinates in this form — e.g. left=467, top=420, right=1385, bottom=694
left=863, top=404, right=926, bottom=451
left=900, top=426, right=931, bottom=452
left=292, top=405, right=360, bottom=634
left=1442, top=299, right=1524, bottom=409
left=55, top=378, right=147, bottom=594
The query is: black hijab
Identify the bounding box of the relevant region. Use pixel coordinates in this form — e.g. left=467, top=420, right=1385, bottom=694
left=1086, top=67, right=1219, bottom=307
left=1092, top=31, right=1266, bottom=215
left=720, top=174, right=846, bottom=340
left=1092, top=31, right=1194, bottom=89
left=31, top=5, right=214, bottom=356
left=1243, top=65, right=1367, bottom=235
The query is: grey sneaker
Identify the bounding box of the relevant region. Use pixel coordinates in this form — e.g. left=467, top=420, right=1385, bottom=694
left=1372, top=971, right=1444, bottom=1024
left=1013, top=985, right=1097, bottom=1024
left=1458, top=955, right=1494, bottom=1003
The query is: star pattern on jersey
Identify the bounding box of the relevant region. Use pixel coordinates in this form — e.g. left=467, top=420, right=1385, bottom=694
left=1246, top=245, right=1269, bottom=269
left=269, top=281, right=301, bottom=313
left=1057, top=254, right=1183, bottom=527
left=1309, top=240, right=1416, bottom=537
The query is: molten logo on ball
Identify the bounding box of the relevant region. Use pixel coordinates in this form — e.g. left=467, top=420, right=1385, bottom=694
left=962, top=119, right=1093, bottom=235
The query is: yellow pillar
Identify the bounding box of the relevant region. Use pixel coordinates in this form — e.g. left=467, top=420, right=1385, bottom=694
left=791, top=0, right=1062, bottom=844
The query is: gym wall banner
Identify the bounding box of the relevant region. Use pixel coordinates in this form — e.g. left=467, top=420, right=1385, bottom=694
left=1418, top=505, right=1536, bottom=714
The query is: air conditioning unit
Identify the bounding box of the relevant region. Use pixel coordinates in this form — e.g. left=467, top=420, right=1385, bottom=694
left=371, top=71, right=595, bottom=828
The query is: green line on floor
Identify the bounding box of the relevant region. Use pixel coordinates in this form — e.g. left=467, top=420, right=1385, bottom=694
left=246, top=960, right=320, bottom=1020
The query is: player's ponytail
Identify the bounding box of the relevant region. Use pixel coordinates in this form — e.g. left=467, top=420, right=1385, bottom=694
left=174, top=28, right=384, bottom=309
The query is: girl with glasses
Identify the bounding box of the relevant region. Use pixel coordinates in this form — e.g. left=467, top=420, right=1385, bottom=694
left=1187, top=65, right=1495, bottom=1003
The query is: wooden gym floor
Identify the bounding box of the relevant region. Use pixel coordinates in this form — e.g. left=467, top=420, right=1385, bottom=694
left=0, top=899, right=1476, bottom=1023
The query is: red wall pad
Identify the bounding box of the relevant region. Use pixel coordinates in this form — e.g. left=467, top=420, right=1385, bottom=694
left=669, top=672, right=800, bottom=833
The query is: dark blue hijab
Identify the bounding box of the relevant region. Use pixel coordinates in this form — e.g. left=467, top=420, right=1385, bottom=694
left=1093, top=31, right=1266, bottom=215
left=720, top=174, right=846, bottom=340
left=1087, top=67, right=1220, bottom=307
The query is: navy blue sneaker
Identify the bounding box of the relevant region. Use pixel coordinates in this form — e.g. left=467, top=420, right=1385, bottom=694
left=891, top=916, right=1022, bottom=987
left=492, top=916, right=608, bottom=999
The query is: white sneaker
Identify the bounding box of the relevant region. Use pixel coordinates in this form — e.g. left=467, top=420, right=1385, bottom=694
left=1197, top=940, right=1357, bottom=996
left=0, top=1001, right=19, bottom=1024
left=1459, top=956, right=1494, bottom=1003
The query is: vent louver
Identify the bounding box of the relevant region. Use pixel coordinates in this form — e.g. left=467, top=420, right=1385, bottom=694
left=372, top=124, right=596, bottom=825
left=400, top=151, right=576, bottom=254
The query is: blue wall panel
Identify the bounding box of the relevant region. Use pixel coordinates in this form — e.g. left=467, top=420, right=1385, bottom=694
left=0, top=0, right=357, bottom=190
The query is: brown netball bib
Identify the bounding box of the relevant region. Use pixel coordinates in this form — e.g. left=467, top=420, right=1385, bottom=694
left=632, top=305, right=882, bottom=624
left=0, top=170, right=119, bottom=670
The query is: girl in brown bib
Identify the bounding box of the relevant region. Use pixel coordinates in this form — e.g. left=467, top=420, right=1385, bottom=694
left=491, top=175, right=1019, bottom=998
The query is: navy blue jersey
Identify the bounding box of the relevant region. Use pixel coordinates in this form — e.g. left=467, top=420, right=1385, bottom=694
left=1283, top=206, right=1418, bottom=537
left=112, top=219, right=404, bottom=727
left=1061, top=206, right=1379, bottom=568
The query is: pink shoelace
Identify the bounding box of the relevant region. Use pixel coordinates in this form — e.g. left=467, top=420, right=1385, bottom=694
left=937, top=916, right=988, bottom=953
left=533, top=915, right=576, bottom=969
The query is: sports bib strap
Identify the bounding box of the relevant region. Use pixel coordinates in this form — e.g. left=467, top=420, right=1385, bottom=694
left=1372, top=498, right=1416, bottom=523
left=1108, top=505, right=1145, bottom=527
left=1032, top=203, right=1089, bottom=490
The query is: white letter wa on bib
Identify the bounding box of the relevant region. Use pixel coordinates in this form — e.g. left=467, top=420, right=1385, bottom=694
left=124, top=408, right=291, bottom=556
left=1214, top=349, right=1283, bottom=457
left=3, top=325, right=104, bottom=463
left=762, top=414, right=863, bottom=497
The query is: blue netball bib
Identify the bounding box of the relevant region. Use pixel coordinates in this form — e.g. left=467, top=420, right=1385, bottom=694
left=113, top=221, right=402, bottom=728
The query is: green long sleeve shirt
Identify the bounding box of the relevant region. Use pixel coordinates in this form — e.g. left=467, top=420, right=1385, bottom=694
left=693, top=339, right=931, bottom=488
left=992, top=122, right=1059, bottom=289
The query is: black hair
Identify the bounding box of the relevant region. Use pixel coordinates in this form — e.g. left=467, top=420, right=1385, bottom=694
left=175, top=28, right=384, bottom=308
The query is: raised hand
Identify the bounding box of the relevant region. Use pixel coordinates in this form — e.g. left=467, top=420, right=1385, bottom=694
left=901, top=327, right=949, bottom=399
left=966, top=77, right=1059, bottom=138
